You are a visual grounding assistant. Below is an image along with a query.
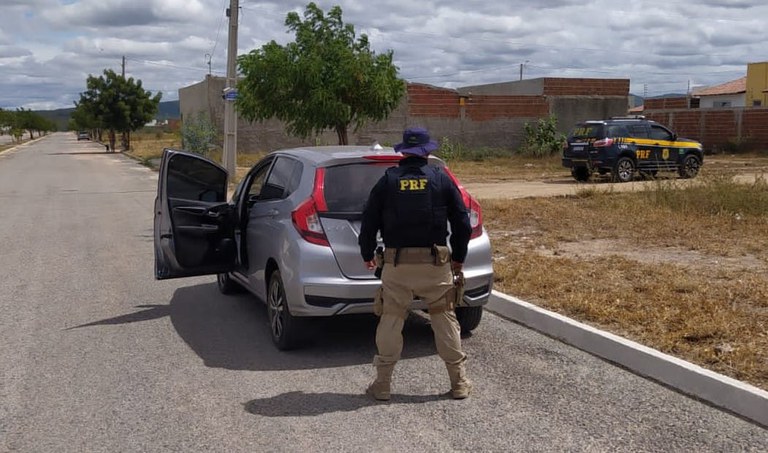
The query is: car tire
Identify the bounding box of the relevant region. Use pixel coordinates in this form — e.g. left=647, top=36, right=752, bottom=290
left=267, top=270, right=303, bottom=350
left=612, top=157, right=635, bottom=183
left=455, top=306, right=483, bottom=333
left=678, top=154, right=701, bottom=179
left=571, top=167, right=591, bottom=182
left=217, top=272, right=243, bottom=295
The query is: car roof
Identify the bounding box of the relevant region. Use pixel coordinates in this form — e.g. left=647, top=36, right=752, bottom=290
left=581, top=117, right=657, bottom=125
left=270, top=145, right=444, bottom=166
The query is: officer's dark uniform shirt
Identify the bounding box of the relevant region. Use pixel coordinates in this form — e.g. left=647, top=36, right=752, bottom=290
left=359, top=155, right=472, bottom=263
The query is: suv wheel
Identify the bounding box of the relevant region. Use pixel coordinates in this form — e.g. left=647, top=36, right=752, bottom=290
left=217, top=272, right=243, bottom=295
left=455, top=306, right=483, bottom=333
left=267, top=270, right=303, bottom=350
left=571, top=167, right=591, bottom=182
left=612, top=157, right=635, bottom=183
left=678, top=154, right=701, bottom=179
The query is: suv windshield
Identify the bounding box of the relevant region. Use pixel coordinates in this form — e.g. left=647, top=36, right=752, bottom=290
left=568, top=124, right=604, bottom=141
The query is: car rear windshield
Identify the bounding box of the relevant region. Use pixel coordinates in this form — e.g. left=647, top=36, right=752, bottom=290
left=568, top=124, right=604, bottom=140
left=323, top=163, right=393, bottom=213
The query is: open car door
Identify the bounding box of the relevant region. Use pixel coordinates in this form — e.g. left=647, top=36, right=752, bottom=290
left=154, top=148, right=236, bottom=280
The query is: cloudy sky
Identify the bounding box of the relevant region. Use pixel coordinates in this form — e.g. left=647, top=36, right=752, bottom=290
left=1, top=0, right=766, bottom=110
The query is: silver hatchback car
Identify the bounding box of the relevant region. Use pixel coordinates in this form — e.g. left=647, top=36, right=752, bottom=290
left=154, top=145, right=494, bottom=349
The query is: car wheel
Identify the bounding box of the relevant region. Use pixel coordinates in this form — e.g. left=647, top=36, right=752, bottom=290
left=455, top=306, right=483, bottom=333
left=267, top=270, right=303, bottom=350
left=678, top=154, right=701, bottom=179
left=612, top=157, right=635, bottom=183
left=571, top=167, right=591, bottom=182
left=217, top=272, right=243, bottom=295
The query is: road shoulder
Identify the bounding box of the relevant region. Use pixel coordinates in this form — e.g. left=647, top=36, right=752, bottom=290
left=487, top=290, right=768, bottom=428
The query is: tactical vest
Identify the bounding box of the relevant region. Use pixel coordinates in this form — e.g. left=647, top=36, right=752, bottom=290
left=381, top=163, right=449, bottom=248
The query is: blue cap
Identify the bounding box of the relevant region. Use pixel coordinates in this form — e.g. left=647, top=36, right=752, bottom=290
left=394, top=127, right=439, bottom=157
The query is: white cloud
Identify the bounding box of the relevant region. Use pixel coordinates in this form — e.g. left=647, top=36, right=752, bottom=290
left=0, top=0, right=767, bottom=109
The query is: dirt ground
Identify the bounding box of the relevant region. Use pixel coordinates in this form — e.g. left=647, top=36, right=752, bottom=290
left=463, top=156, right=767, bottom=200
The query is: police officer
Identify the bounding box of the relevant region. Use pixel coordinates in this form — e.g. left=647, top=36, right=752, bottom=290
left=359, top=127, right=472, bottom=401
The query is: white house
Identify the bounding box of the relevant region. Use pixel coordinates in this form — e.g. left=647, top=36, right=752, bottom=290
left=692, top=77, right=746, bottom=108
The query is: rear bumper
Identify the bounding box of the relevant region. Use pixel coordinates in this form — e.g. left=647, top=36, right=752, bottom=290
left=296, top=272, right=493, bottom=316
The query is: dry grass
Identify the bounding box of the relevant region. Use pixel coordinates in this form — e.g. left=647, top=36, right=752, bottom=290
left=445, top=155, right=564, bottom=183
left=126, top=131, right=266, bottom=184
left=480, top=174, right=768, bottom=390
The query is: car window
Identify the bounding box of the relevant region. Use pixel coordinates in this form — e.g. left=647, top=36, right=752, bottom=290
left=568, top=124, right=604, bottom=140
left=324, top=163, right=399, bottom=212
left=606, top=125, right=629, bottom=137
left=260, top=156, right=302, bottom=201
left=627, top=124, right=649, bottom=138
left=246, top=160, right=273, bottom=200
left=166, top=153, right=226, bottom=202
left=649, top=125, right=674, bottom=141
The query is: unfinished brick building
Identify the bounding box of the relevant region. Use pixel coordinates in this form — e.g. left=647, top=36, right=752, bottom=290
left=179, top=76, right=630, bottom=153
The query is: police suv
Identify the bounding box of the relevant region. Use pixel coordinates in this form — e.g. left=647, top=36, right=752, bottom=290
left=562, top=117, right=704, bottom=182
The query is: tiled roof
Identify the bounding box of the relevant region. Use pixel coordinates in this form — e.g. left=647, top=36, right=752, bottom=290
left=692, top=77, right=746, bottom=96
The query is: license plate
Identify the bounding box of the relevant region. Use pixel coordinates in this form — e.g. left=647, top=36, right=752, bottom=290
left=572, top=146, right=584, bottom=152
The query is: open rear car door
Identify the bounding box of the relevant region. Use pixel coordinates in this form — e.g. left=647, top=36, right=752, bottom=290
left=154, top=148, right=236, bottom=279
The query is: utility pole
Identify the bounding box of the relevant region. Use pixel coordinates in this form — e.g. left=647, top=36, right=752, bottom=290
left=222, top=0, right=238, bottom=176
left=121, top=55, right=126, bottom=78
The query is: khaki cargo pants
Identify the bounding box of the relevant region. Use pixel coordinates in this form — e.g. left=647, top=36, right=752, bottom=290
left=373, top=247, right=467, bottom=375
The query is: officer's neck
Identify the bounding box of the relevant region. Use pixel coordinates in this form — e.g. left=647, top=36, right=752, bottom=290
left=400, top=155, right=428, bottom=166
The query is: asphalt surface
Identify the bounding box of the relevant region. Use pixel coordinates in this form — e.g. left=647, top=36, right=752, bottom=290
left=1, top=133, right=766, bottom=452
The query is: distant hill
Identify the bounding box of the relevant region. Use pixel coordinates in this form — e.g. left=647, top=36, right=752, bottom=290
left=156, top=100, right=180, bottom=120
left=628, top=94, right=643, bottom=108
left=35, top=100, right=179, bottom=131
left=646, top=93, right=687, bottom=99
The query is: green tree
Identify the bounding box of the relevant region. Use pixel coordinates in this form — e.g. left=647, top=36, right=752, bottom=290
left=75, top=69, right=162, bottom=151
left=14, top=108, right=54, bottom=140
left=236, top=2, right=404, bottom=145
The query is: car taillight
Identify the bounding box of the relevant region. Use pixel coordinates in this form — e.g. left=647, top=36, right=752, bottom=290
left=291, top=168, right=330, bottom=246
left=593, top=138, right=614, bottom=147
left=444, top=168, right=483, bottom=239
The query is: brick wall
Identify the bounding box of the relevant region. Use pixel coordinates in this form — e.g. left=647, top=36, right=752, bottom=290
left=743, top=109, right=768, bottom=144
left=407, top=84, right=460, bottom=117
left=644, top=97, right=689, bottom=110
left=467, top=95, right=549, bottom=120
left=542, top=78, right=629, bottom=96
left=645, top=107, right=768, bottom=151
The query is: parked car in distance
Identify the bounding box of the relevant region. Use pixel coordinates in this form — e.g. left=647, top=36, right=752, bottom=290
left=77, top=131, right=89, bottom=141
left=562, top=116, right=703, bottom=182
left=153, top=145, right=494, bottom=350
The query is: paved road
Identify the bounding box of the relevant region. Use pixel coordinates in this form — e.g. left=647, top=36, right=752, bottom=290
left=1, top=133, right=766, bottom=452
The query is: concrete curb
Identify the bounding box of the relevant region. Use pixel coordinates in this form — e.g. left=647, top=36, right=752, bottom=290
left=487, top=290, right=768, bottom=428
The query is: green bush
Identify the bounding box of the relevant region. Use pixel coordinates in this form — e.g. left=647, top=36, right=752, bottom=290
left=181, top=111, right=218, bottom=156
left=518, top=115, right=565, bottom=158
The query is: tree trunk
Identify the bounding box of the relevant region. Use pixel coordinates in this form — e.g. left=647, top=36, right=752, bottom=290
left=108, top=129, right=116, bottom=153
left=335, top=125, right=348, bottom=145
